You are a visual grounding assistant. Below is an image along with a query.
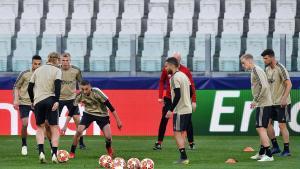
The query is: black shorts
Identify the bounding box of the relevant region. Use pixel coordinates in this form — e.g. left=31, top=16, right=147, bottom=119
left=80, top=113, right=110, bottom=130
left=19, top=105, right=32, bottom=119
left=173, top=113, right=192, bottom=132
left=162, top=97, right=172, bottom=114
left=59, top=99, right=79, bottom=117
left=34, top=96, right=59, bottom=125
left=269, top=104, right=291, bottom=123
left=255, top=106, right=272, bottom=128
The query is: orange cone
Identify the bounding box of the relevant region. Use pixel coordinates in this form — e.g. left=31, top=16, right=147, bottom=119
left=225, top=158, right=238, bottom=164
left=243, top=147, right=255, bottom=152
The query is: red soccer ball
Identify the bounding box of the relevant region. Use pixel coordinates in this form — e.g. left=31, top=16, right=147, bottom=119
left=140, top=158, right=154, bottom=169
left=57, top=150, right=69, bottom=163
left=111, top=157, right=126, bottom=169
left=99, top=155, right=112, bottom=168
left=127, top=158, right=141, bottom=169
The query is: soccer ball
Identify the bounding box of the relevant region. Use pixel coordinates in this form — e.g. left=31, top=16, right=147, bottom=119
left=127, top=158, right=141, bottom=169
left=99, top=155, right=112, bottom=168
left=57, top=150, right=69, bottom=163
left=111, top=157, right=126, bottom=169
left=140, top=158, right=154, bottom=169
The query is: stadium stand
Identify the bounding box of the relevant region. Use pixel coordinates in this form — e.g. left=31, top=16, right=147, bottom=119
left=0, top=0, right=299, bottom=72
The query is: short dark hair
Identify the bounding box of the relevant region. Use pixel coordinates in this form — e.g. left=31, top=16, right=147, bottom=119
left=261, top=49, right=275, bottom=57
left=165, top=57, right=179, bottom=68
left=32, top=55, right=41, bottom=61
left=80, top=80, right=90, bottom=86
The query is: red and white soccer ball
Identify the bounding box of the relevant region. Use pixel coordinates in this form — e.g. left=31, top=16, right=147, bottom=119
left=111, top=157, right=126, bottom=169
left=57, top=150, right=69, bottom=163
left=127, top=158, right=141, bottom=169
left=99, top=155, right=112, bottom=168
left=140, top=158, right=154, bottom=169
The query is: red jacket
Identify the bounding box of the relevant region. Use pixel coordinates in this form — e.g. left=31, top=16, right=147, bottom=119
left=158, top=64, right=196, bottom=102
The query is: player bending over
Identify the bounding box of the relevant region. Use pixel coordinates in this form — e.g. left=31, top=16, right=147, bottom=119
left=164, top=57, right=193, bottom=165
left=69, top=80, right=122, bottom=158
left=28, top=52, right=62, bottom=163
left=241, top=54, right=274, bottom=162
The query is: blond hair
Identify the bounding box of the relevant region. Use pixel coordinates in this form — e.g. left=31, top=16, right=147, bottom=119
left=47, top=52, right=60, bottom=63
left=240, top=53, right=253, bottom=61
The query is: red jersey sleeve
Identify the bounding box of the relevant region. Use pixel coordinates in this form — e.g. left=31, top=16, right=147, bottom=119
left=158, top=69, right=168, bottom=99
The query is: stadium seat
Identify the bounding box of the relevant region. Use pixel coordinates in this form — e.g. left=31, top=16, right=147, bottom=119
left=47, top=0, right=69, bottom=19
left=19, top=19, right=40, bottom=35
left=22, top=0, right=43, bottom=19
left=276, top=0, right=297, bottom=19
left=197, top=19, right=218, bottom=34
left=115, top=35, right=137, bottom=71
left=146, top=19, right=168, bottom=36
left=13, top=35, right=37, bottom=71
left=193, top=34, right=215, bottom=72
left=219, top=34, right=241, bottom=71
left=171, top=19, right=193, bottom=36
left=248, top=19, right=269, bottom=34
left=44, top=19, right=66, bottom=35
left=0, top=0, right=19, bottom=19
left=224, top=0, right=245, bottom=19
left=246, top=34, right=267, bottom=68
left=272, top=34, right=293, bottom=70
left=123, top=0, right=144, bottom=19
left=199, top=0, right=220, bottom=19
left=98, top=0, right=119, bottom=19
left=249, top=0, right=271, bottom=19
left=94, top=19, right=116, bottom=35
left=65, top=35, right=87, bottom=70
left=39, top=35, right=59, bottom=60
left=146, top=1, right=168, bottom=36
left=168, top=35, right=190, bottom=65
left=90, top=35, right=113, bottom=71
left=0, top=19, right=15, bottom=36
left=69, top=19, right=91, bottom=36
left=173, top=0, right=194, bottom=19
left=223, top=19, right=243, bottom=34
left=0, top=35, right=11, bottom=71
left=141, top=35, right=164, bottom=71
left=148, top=0, right=169, bottom=19
left=119, top=19, right=141, bottom=35
left=72, top=0, right=94, bottom=19
left=274, top=19, right=295, bottom=35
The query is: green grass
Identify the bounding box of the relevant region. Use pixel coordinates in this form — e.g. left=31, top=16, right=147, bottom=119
left=0, top=136, right=298, bottom=169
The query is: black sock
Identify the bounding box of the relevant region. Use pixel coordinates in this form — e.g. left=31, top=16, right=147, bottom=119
left=38, top=144, right=44, bottom=154
left=48, top=139, right=53, bottom=149
left=22, top=138, right=27, bottom=146
left=264, top=146, right=272, bottom=157
left=271, top=138, right=279, bottom=149
left=52, top=147, right=58, bottom=157
left=179, top=148, right=187, bottom=160
left=259, top=145, right=265, bottom=155
left=71, top=145, right=77, bottom=153
left=105, top=139, right=112, bottom=149
left=284, top=143, right=289, bottom=151
left=79, top=136, right=84, bottom=145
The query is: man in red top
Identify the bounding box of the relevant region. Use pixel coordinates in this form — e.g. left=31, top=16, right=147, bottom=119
left=153, top=52, right=197, bottom=150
